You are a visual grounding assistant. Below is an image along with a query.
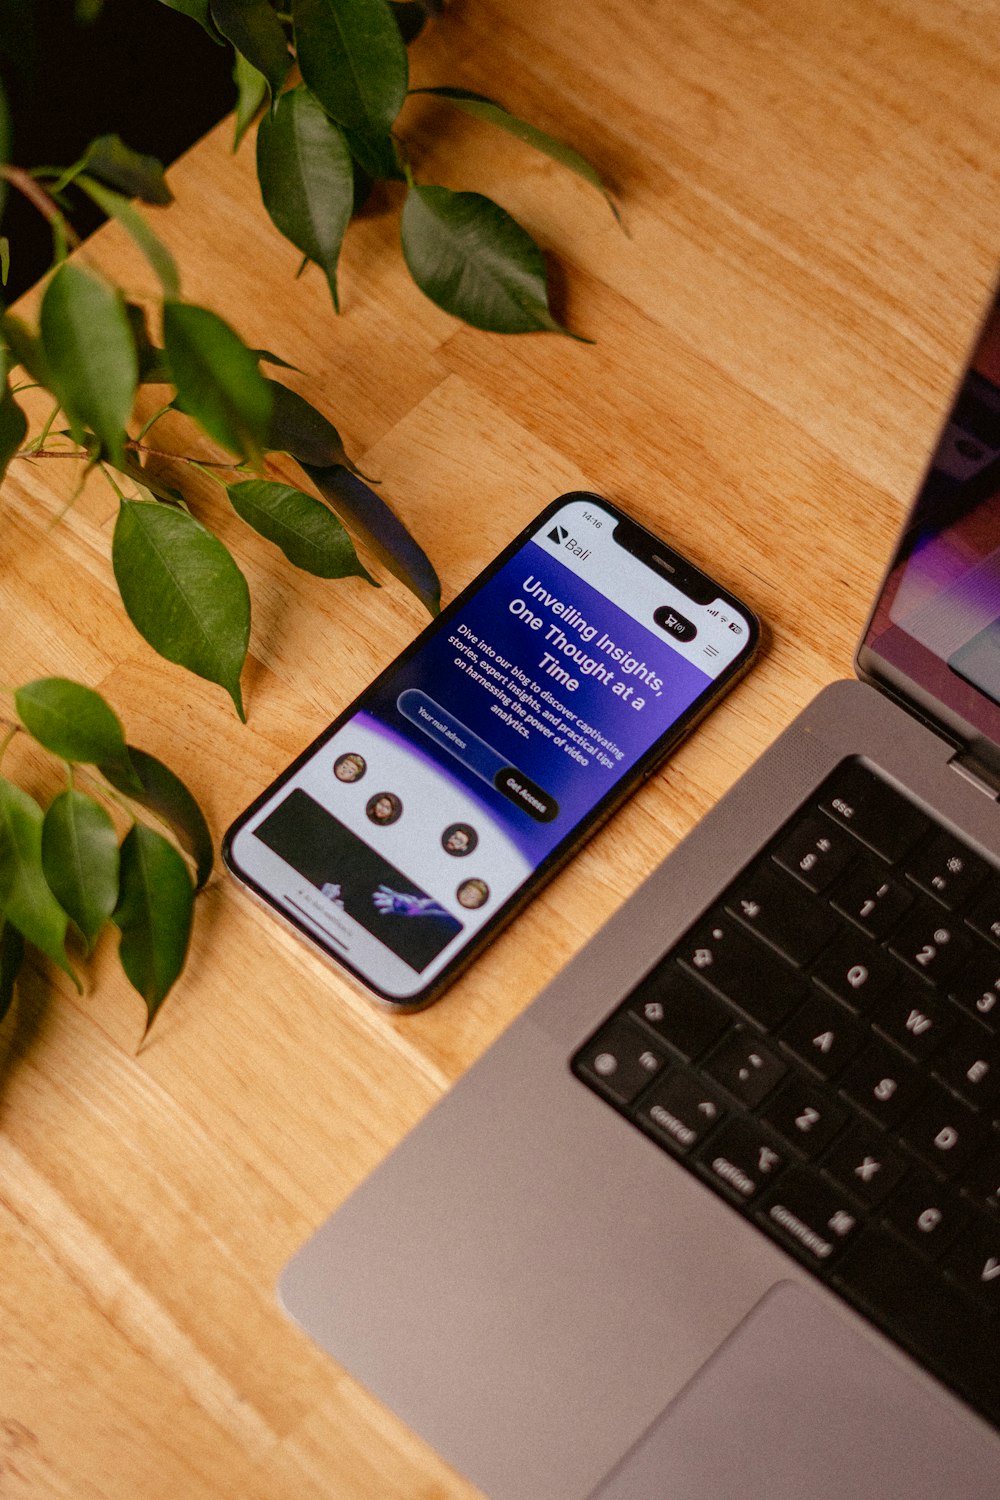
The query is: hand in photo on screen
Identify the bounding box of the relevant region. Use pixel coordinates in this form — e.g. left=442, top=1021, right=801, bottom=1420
left=372, top=886, right=451, bottom=920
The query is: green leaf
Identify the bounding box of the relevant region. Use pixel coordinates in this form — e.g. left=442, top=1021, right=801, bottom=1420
left=113, top=821, right=194, bottom=1030
left=80, top=134, right=173, bottom=206
left=156, top=0, right=224, bottom=41
left=401, top=185, right=576, bottom=337
left=0, top=919, right=24, bottom=1025
left=292, top=0, right=408, bottom=134
left=265, top=379, right=364, bottom=473
left=77, top=176, right=181, bottom=298
left=303, top=463, right=440, bottom=613
left=13, top=678, right=138, bottom=789
left=233, top=49, right=268, bottom=150
left=112, top=499, right=251, bottom=719
left=125, top=302, right=171, bottom=383
left=0, top=777, right=76, bottom=985
left=0, top=313, right=54, bottom=390
left=409, top=88, right=619, bottom=222
left=99, top=746, right=213, bottom=890
left=119, top=459, right=187, bottom=510
left=211, top=0, right=290, bottom=99
left=0, top=384, right=27, bottom=484
left=227, top=478, right=377, bottom=583
left=343, top=124, right=403, bottom=183
left=254, top=347, right=300, bottom=371
left=42, top=790, right=120, bottom=953
left=162, top=301, right=272, bottom=460
left=257, top=86, right=355, bottom=310
left=39, top=263, right=139, bottom=464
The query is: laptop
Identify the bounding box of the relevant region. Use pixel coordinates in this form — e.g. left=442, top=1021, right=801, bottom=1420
left=278, top=282, right=1000, bottom=1500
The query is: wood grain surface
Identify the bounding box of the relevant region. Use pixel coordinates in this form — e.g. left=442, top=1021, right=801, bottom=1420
left=2, top=0, right=1000, bottom=1494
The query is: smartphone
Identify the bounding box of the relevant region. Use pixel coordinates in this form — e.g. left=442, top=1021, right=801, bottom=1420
left=223, top=492, right=760, bottom=1009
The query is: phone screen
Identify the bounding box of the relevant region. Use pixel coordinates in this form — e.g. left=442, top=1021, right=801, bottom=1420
left=225, top=494, right=758, bottom=1004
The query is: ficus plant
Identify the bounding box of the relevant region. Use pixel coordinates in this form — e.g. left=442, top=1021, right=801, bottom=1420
left=0, top=0, right=615, bottom=1018
left=180, top=0, right=618, bottom=331
left=0, top=677, right=213, bottom=1038
left=0, top=0, right=616, bottom=723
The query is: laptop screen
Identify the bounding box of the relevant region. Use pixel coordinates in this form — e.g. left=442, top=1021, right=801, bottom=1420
left=858, top=281, right=1000, bottom=763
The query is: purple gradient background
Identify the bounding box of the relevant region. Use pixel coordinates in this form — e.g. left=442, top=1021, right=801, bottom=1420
left=359, top=540, right=713, bottom=862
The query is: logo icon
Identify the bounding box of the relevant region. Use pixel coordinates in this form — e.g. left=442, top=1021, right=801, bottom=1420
left=548, top=525, right=569, bottom=545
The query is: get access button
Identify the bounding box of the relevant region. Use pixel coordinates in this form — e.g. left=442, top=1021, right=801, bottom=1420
left=493, top=767, right=559, bottom=822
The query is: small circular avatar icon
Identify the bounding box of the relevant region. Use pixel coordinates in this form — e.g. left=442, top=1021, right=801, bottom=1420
left=366, top=791, right=402, bottom=826
left=441, top=822, right=478, bottom=858
left=456, top=877, right=489, bottom=910
left=334, top=751, right=367, bottom=783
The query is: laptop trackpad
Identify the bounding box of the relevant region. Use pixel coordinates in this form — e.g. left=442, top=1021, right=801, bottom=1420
left=591, top=1281, right=998, bottom=1500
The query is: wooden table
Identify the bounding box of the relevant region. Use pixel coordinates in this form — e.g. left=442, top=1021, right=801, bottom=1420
left=2, top=1, right=999, bottom=1494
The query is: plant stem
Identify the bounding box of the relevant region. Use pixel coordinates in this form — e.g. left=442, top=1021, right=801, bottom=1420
left=187, top=458, right=229, bottom=488
left=0, top=722, right=19, bottom=768
left=47, top=454, right=97, bottom=531
left=0, top=166, right=81, bottom=249
left=22, top=400, right=65, bottom=455
left=48, top=158, right=87, bottom=196
left=135, top=403, right=173, bottom=443
left=99, top=463, right=129, bottom=503
left=19, top=441, right=250, bottom=471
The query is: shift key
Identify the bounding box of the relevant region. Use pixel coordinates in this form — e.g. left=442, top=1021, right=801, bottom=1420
left=677, top=914, right=808, bottom=1030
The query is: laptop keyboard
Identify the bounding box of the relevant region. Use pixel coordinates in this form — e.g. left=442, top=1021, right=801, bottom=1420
left=572, top=758, right=1000, bottom=1429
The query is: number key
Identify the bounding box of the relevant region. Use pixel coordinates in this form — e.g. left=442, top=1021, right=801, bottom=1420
left=949, top=951, right=1000, bottom=1029
left=831, top=855, right=913, bottom=939
left=889, top=907, right=973, bottom=984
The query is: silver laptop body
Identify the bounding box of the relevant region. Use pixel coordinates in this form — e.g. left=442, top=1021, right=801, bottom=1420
left=279, top=287, right=1000, bottom=1499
